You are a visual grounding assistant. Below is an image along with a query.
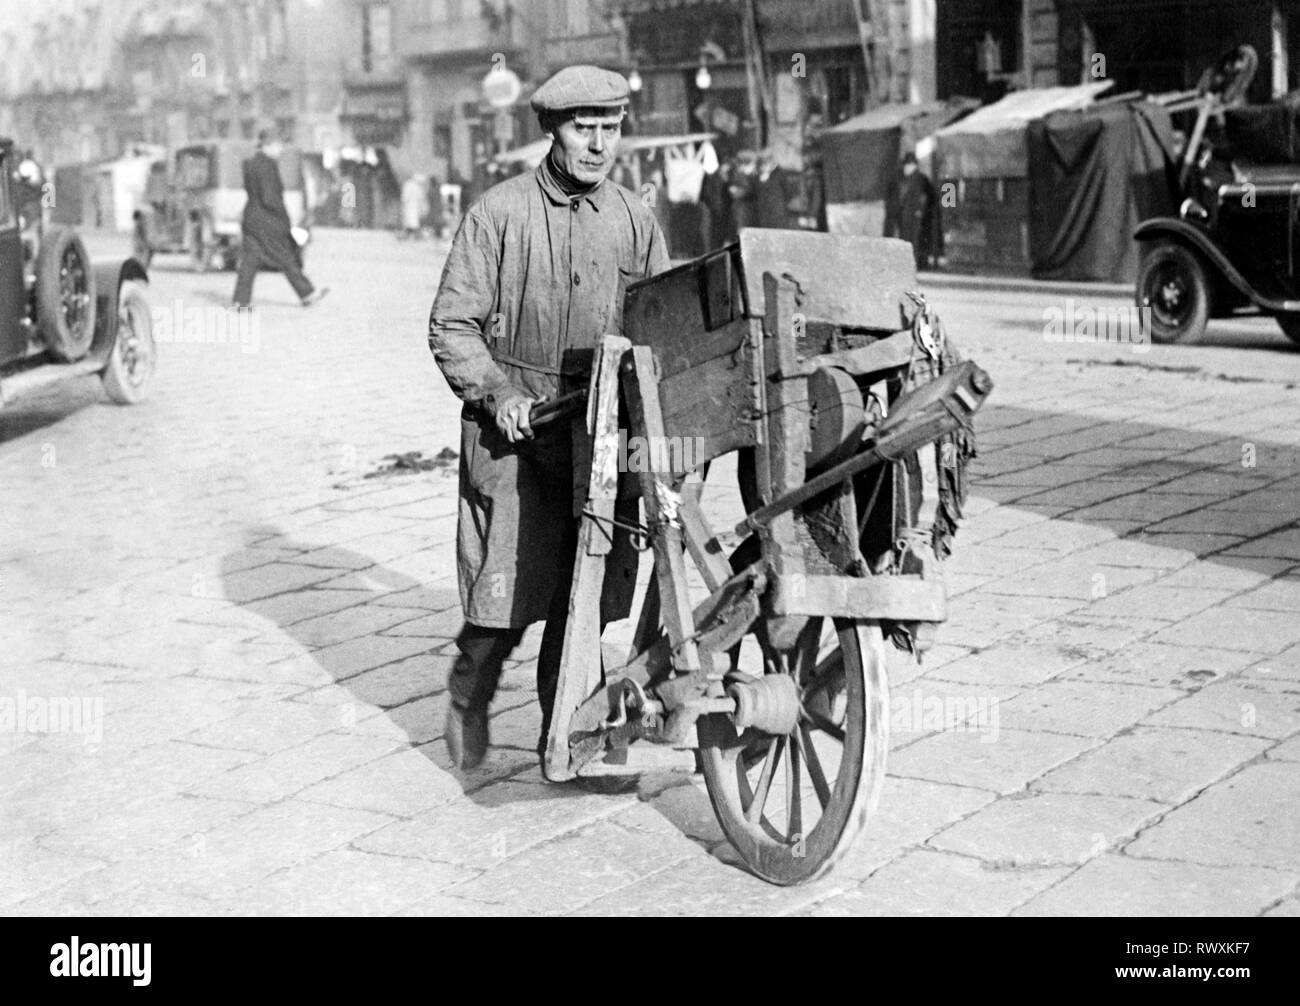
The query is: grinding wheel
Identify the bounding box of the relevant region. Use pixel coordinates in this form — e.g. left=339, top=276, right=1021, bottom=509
left=805, top=365, right=865, bottom=470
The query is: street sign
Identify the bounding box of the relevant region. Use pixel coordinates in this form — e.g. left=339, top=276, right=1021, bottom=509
left=483, top=67, right=522, bottom=109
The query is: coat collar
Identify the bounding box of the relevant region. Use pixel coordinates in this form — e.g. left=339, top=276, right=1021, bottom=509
left=535, top=150, right=605, bottom=212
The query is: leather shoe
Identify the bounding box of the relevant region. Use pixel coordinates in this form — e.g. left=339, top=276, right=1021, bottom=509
left=445, top=700, right=489, bottom=770
left=300, top=286, right=330, bottom=307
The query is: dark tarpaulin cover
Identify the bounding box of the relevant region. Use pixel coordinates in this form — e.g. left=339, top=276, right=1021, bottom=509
left=1027, top=102, right=1177, bottom=282
left=821, top=101, right=973, bottom=204
left=1221, top=94, right=1300, bottom=163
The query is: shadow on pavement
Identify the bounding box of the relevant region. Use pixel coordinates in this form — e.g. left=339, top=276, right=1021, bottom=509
left=218, top=526, right=622, bottom=812
left=215, top=393, right=1299, bottom=863
left=0, top=381, right=112, bottom=443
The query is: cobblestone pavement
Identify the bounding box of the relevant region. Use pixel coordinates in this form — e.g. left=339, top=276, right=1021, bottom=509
left=3, top=229, right=1299, bottom=916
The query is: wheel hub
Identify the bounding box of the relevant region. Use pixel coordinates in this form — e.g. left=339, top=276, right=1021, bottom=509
left=728, top=673, right=801, bottom=734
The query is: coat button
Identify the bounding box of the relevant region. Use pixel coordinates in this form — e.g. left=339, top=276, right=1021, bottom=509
left=571, top=202, right=579, bottom=212
left=573, top=272, right=581, bottom=285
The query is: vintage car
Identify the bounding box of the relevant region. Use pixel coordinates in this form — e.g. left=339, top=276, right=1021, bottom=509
left=1136, top=160, right=1300, bottom=346
left=140, top=139, right=308, bottom=271
left=1135, top=44, right=1300, bottom=346
left=0, top=136, right=155, bottom=409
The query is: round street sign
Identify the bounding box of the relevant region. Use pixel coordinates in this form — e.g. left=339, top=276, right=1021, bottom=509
left=483, top=67, right=522, bottom=109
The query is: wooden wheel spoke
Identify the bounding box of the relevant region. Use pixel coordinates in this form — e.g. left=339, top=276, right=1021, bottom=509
left=744, top=737, right=782, bottom=825
left=797, top=725, right=833, bottom=810
left=802, top=650, right=845, bottom=699
left=787, top=733, right=803, bottom=840
left=793, top=618, right=822, bottom=681
left=801, top=707, right=846, bottom=743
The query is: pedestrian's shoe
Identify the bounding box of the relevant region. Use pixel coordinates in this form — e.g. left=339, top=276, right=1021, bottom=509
left=445, top=700, right=489, bottom=770
left=300, top=286, right=330, bottom=307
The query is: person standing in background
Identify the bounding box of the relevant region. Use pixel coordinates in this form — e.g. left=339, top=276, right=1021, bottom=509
left=884, top=151, right=939, bottom=270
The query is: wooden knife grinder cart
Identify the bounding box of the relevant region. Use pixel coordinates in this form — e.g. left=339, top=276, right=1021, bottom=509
left=533, top=231, right=992, bottom=886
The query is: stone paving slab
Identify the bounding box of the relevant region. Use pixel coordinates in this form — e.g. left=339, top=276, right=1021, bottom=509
left=1142, top=679, right=1300, bottom=739
left=1013, top=855, right=1297, bottom=917
left=445, top=819, right=706, bottom=913
left=1032, top=726, right=1269, bottom=803
left=1125, top=762, right=1300, bottom=871
left=994, top=680, right=1184, bottom=738
left=806, top=849, right=1072, bottom=917
left=228, top=849, right=477, bottom=916
left=186, top=731, right=408, bottom=805
left=888, top=727, right=1098, bottom=794
left=354, top=779, right=638, bottom=871
left=929, top=792, right=1167, bottom=867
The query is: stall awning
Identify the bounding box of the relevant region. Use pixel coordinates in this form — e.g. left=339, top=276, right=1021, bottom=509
left=935, top=82, right=1114, bottom=178
left=822, top=99, right=979, bottom=203
left=494, top=132, right=718, bottom=168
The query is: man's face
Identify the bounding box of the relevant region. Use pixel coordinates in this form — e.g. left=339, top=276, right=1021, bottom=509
left=549, top=109, right=623, bottom=184
left=264, top=140, right=284, bottom=160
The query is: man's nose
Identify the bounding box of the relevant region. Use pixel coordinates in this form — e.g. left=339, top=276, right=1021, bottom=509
left=589, top=131, right=605, bottom=153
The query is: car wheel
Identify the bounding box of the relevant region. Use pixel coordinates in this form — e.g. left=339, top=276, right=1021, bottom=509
left=1276, top=315, right=1300, bottom=345
left=36, top=226, right=98, bottom=362
left=101, top=281, right=156, bottom=405
left=1137, top=242, right=1210, bottom=344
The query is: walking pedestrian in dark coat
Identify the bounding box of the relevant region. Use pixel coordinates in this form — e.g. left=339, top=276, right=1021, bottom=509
left=232, top=130, right=327, bottom=308
left=884, top=152, right=939, bottom=270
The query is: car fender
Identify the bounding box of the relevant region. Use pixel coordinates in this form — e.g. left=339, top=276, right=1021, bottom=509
left=1134, top=217, right=1300, bottom=312
left=89, top=257, right=149, bottom=362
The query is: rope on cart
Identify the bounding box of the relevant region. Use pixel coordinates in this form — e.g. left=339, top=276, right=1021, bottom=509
left=580, top=507, right=653, bottom=551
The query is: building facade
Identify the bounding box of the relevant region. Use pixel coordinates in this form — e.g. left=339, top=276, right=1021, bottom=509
left=0, top=0, right=349, bottom=166
left=612, top=0, right=937, bottom=169
left=937, top=0, right=1299, bottom=105
left=336, top=1, right=626, bottom=185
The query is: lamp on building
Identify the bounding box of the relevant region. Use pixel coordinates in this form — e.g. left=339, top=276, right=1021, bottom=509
left=977, top=32, right=1002, bottom=77
left=696, top=41, right=725, bottom=91
left=628, top=68, right=642, bottom=93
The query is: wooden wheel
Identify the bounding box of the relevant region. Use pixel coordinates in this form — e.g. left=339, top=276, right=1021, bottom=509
left=698, top=613, right=889, bottom=886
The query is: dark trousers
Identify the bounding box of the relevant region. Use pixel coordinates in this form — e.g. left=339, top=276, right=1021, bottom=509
left=233, top=242, right=313, bottom=306
left=448, top=519, right=604, bottom=753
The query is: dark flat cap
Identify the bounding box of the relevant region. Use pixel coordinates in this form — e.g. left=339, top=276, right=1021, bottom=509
left=530, top=65, right=630, bottom=113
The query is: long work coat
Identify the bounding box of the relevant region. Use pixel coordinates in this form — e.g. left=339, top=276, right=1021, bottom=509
left=240, top=151, right=299, bottom=269
left=428, top=155, right=671, bottom=628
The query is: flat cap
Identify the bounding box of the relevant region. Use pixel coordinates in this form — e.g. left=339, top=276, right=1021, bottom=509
left=530, top=65, right=630, bottom=113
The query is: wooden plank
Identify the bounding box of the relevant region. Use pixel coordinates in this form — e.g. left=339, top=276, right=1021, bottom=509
left=653, top=353, right=758, bottom=468
left=773, top=573, right=948, bottom=621
left=801, top=328, right=914, bottom=377
left=581, top=338, right=629, bottom=557
left=622, top=344, right=704, bottom=679
left=679, top=498, right=731, bottom=593
left=702, top=248, right=740, bottom=330
left=543, top=335, right=631, bottom=782
left=624, top=252, right=749, bottom=376
left=739, top=230, right=916, bottom=331
left=760, top=272, right=809, bottom=652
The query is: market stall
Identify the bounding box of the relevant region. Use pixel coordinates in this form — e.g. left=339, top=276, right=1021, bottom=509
left=820, top=99, right=977, bottom=237
left=934, top=82, right=1113, bottom=275
left=1027, top=100, right=1178, bottom=282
